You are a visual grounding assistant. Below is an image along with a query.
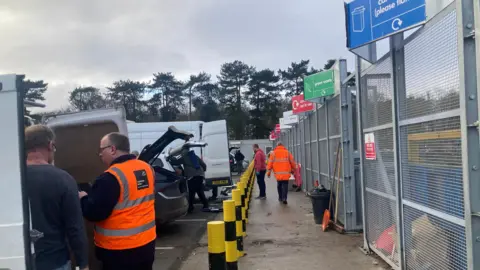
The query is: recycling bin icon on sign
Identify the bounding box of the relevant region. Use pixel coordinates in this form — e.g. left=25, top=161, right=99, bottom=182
left=352, top=6, right=366, bottom=32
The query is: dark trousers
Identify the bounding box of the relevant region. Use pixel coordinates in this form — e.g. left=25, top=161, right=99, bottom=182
left=188, top=176, right=209, bottom=209
left=211, top=186, right=218, bottom=198
left=256, top=170, right=266, bottom=197
left=236, top=161, right=244, bottom=173
left=277, top=181, right=289, bottom=201
left=102, top=260, right=153, bottom=270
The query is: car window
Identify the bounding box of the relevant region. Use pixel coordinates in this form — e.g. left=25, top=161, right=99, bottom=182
left=152, top=158, right=164, bottom=167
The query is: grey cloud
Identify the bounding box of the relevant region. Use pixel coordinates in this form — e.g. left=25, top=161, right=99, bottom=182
left=2, top=0, right=354, bottom=110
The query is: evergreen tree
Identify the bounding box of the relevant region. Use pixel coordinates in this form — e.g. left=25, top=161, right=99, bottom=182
left=217, top=60, right=254, bottom=139
left=106, top=80, right=146, bottom=122
left=279, top=60, right=318, bottom=97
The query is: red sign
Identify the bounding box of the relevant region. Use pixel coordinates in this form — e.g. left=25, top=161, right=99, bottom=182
left=275, top=124, right=281, bottom=134
left=269, top=131, right=277, bottom=141
left=364, top=133, right=377, bottom=160
left=292, top=94, right=315, bottom=114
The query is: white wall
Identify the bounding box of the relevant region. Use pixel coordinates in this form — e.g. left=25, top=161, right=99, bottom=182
left=230, top=139, right=272, bottom=161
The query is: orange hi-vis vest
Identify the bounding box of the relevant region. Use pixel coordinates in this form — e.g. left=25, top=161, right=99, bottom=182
left=267, top=145, right=296, bottom=181
left=94, top=159, right=157, bottom=250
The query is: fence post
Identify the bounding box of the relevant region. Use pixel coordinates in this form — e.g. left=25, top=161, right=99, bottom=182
left=325, top=97, right=332, bottom=187
left=389, top=33, right=406, bottom=269
left=457, top=0, right=480, bottom=268
left=208, top=221, right=226, bottom=270
left=355, top=56, right=370, bottom=251
left=339, top=58, right=358, bottom=232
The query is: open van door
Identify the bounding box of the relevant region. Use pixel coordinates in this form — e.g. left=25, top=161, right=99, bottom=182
left=0, top=74, right=32, bottom=270
left=202, top=120, right=232, bottom=187
left=43, top=108, right=127, bottom=270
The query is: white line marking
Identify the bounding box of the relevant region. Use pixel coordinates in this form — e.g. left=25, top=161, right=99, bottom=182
left=175, top=218, right=207, bottom=222
left=155, top=247, right=175, bottom=250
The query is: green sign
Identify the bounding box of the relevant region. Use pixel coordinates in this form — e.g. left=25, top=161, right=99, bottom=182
left=303, top=70, right=336, bottom=100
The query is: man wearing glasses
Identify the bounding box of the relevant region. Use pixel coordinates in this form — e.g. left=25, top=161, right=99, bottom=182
left=79, top=132, right=156, bottom=270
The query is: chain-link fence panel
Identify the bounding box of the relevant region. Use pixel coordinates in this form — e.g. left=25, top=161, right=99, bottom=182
left=360, top=55, right=399, bottom=266
left=305, top=117, right=312, bottom=191
left=399, top=8, right=466, bottom=270
left=299, top=117, right=306, bottom=191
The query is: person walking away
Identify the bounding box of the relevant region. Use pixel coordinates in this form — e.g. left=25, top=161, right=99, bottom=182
left=79, top=132, right=156, bottom=270
left=171, top=149, right=210, bottom=213
left=253, top=144, right=267, bottom=199
left=267, top=142, right=296, bottom=205
left=25, top=125, right=89, bottom=270
left=234, top=150, right=245, bottom=174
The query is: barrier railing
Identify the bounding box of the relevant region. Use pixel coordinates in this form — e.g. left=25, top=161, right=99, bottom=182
left=207, top=162, right=255, bottom=270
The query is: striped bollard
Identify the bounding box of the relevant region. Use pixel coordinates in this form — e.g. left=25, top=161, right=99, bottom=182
left=242, top=180, right=249, bottom=223
left=208, top=221, right=226, bottom=270
left=223, top=200, right=238, bottom=270
left=232, top=189, right=244, bottom=257
left=237, top=182, right=247, bottom=236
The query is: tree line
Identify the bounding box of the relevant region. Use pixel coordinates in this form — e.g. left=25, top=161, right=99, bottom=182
left=24, top=59, right=345, bottom=140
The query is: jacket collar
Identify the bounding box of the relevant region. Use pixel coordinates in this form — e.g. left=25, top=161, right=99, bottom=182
left=110, top=154, right=137, bottom=166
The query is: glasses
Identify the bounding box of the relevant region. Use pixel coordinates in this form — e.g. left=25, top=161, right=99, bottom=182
left=98, top=145, right=113, bottom=153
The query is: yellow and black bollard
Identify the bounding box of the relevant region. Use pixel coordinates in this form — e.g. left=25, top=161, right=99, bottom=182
left=208, top=221, right=226, bottom=270
left=243, top=180, right=249, bottom=223
left=232, top=189, right=244, bottom=257
left=237, top=182, right=247, bottom=236
left=223, top=200, right=238, bottom=270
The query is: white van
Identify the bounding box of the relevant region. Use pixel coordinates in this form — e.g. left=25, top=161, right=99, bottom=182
left=128, top=121, right=232, bottom=187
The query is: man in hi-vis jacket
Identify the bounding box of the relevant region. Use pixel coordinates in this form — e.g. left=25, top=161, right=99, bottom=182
left=267, top=142, right=296, bottom=205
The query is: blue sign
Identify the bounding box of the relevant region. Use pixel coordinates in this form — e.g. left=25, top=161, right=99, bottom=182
left=345, top=0, right=427, bottom=49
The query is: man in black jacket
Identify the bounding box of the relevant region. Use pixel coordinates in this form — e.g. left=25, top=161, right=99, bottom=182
left=79, top=133, right=155, bottom=270
left=234, top=150, right=245, bottom=173
left=25, top=125, right=89, bottom=270
left=170, top=149, right=209, bottom=213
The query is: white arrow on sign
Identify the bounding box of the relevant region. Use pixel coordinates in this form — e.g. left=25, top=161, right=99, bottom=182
left=392, top=18, right=403, bottom=31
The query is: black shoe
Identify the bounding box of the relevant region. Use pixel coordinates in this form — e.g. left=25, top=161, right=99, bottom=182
left=282, top=201, right=288, bottom=205
left=188, top=207, right=194, bottom=213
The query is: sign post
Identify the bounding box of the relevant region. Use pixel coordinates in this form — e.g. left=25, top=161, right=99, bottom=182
left=345, top=0, right=427, bottom=49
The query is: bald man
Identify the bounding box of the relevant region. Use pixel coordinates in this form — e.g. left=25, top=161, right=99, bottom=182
left=79, top=133, right=156, bottom=270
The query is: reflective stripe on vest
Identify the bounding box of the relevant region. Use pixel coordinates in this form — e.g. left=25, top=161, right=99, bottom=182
left=110, top=167, right=155, bottom=211
left=95, top=220, right=156, bottom=237
left=94, top=159, right=156, bottom=250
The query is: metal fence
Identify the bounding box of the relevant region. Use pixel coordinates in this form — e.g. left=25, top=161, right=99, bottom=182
left=279, top=1, right=480, bottom=268
left=356, top=2, right=474, bottom=269
left=281, top=59, right=363, bottom=232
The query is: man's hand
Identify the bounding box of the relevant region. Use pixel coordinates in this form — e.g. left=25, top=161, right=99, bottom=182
left=267, top=171, right=271, bottom=177
left=78, top=191, right=88, bottom=199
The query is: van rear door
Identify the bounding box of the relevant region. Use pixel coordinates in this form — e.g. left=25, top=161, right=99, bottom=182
left=44, top=108, right=128, bottom=188
left=202, top=120, right=232, bottom=187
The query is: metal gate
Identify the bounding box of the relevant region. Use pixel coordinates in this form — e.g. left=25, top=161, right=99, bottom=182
left=357, top=3, right=472, bottom=269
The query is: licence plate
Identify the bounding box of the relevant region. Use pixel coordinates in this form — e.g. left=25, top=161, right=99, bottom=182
left=211, top=179, right=229, bottom=185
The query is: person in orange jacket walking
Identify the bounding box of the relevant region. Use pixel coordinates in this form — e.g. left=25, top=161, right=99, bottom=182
left=267, top=142, right=296, bottom=205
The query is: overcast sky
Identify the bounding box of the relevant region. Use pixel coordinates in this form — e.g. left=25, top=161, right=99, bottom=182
left=1, top=0, right=358, bottom=112
left=2, top=0, right=453, bottom=113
